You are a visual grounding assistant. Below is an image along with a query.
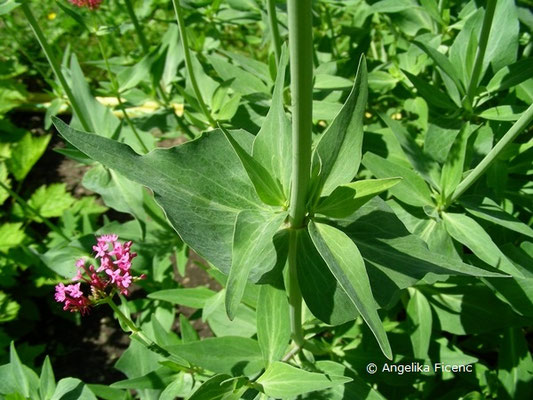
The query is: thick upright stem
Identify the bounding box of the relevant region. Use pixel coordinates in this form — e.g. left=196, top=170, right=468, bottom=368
left=288, top=0, right=313, bottom=228
left=171, top=0, right=216, bottom=127
left=266, top=0, right=282, bottom=65
left=286, top=0, right=313, bottom=350
left=450, top=103, right=533, bottom=204
left=21, top=3, right=91, bottom=132
left=466, top=0, right=496, bottom=103
left=123, top=0, right=149, bottom=53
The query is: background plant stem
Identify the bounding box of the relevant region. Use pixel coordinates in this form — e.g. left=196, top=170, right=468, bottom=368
left=122, top=0, right=149, bottom=53
left=171, top=0, right=216, bottom=127
left=287, top=0, right=313, bottom=349
left=266, top=0, right=282, bottom=65
left=21, top=3, right=91, bottom=132
left=465, top=0, right=497, bottom=104
left=450, top=103, right=533, bottom=204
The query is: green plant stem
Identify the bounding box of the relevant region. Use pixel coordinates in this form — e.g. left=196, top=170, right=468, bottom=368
left=450, top=103, right=533, bottom=204
left=286, top=0, right=313, bottom=351
left=122, top=0, right=149, bottom=53
left=95, top=36, right=150, bottom=153
left=466, top=0, right=497, bottom=104
left=0, top=181, right=70, bottom=241
left=21, top=3, right=91, bottom=133
left=171, top=0, right=216, bottom=127
left=266, top=0, right=282, bottom=65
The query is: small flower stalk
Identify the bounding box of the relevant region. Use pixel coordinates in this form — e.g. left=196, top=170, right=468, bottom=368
left=54, top=234, right=144, bottom=314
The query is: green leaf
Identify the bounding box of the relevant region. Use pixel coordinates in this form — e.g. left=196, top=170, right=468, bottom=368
left=6, top=133, right=51, bottom=181
left=295, top=228, right=359, bottom=325
left=179, top=314, right=199, bottom=343
left=257, top=362, right=351, bottom=398
left=0, top=223, right=25, bottom=253
left=440, top=123, right=473, bottom=202
left=0, top=162, right=10, bottom=206
left=406, top=288, right=432, bottom=360
left=110, top=367, right=176, bottom=389
left=379, top=112, right=440, bottom=188
left=186, top=374, right=234, bottom=400
left=203, top=290, right=257, bottom=338
left=252, top=46, right=292, bottom=196
left=485, top=0, right=519, bottom=72
left=362, top=153, right=434, bottom=207
left=167, top=337, right=264, bottom=377
left=479, top=105, right=524, bottom=121
left=257, top=284, right=290, bottom=366
left=369, top=0, right=417, bottom=13
left=51, top=378, right=97, bottom=400
left=53, top=117, right=264, bottom=278
left=19, top=183, right=75, bottom=221
left=449, top=10, right=482, bottom=88
left=10, top=342, right=29, bottom=398
left=486, top=58, right=533, bottom=93
left=86, top=385, right=128, bottom=400
left=460, top=196, right=533, bottom=239
left=339, top=198, right=506, bottom=308
left=311, top=56, right=368, bottom=197
left=220, top=125, right=285, bottom=206
left=315, top=178, right=401, bottom=219
left=0, top=292, right=19, bottom=322
left=207, top=54, right=270, bottom=95
left=226, top=210, right=286, bottom=319
left=309, top=221, right=392, bottom=360
left=148, top=288, right=216, bottom=309
left=0, top=0, right=20, bottom=15
left=498, top=328, right=533, bottom=400
left=442, top=212, right=523, bottom=277
left=402, top=70, right=456, bottom=110
left=39, top=356, right=56, bottom=400
left=315, top=74, right=354, bottom=90
left=413, top=40, right=463, bottom=94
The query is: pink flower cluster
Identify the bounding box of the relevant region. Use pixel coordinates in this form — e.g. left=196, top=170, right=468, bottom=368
left=68, top=0, right=102, bottom=10
left=54, top=234, right=141, bottom=314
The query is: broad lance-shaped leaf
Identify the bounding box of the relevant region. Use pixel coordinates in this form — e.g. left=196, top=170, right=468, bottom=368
left=315, top=177, right=401, bottom=218
left=309, top=221, right=392, bottom=360
left=257, top=284, right=291, bottom=366
left=252, top=46, right=291, bottom=196
left=442, top=212, right=524, bottom=278
left=257, top=362, right=351, bottom=398
left=220, top=125, right=285, bottom=206
left=225, top=209, right=287, bottom=320
left=406, top=288, right=432, bottom=361
left=295, top=228, right=359, bottom=325
left=498, top=328, right=533, bottom=400
left=53, top=117, right=265, bottom=278
left=311, top=55, right=368, bottom=197
left=338, top=198, right=507, bottom=308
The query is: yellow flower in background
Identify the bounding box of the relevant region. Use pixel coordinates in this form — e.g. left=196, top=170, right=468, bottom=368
left=47, top=12, right=57, bottom=20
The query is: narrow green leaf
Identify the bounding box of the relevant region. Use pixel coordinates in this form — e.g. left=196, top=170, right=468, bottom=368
left=10, top=342, right=29, bottom=398
left=312, top=56, right=368, bottom=197
left=498, top=328, right=533, bottom=400
left=168, top=337, right=264, bottom=377
left=226, top=210, right=286, bottom=319
left=207, top=54, right=270, bottom=95
left=51, top=378, right=97, bottom=400
left=220, top=125, right=285, bottom=206
left=460, top=196, right=533, bottom=239
left=179, top=314, right=199, bottom=343
left=315, top=178, right=401, bottom=218
left=39, top=356, right=56, bottom=400
left=440, top=123, right=474, bottom=202
left=257, top=284, right=290, bottom=366
left=414, top=40, right=464, bottom=94
left=442, top=212, right=523, bottom=277
left=148, top=288, right=216, bottom=309
left=257, top=362, right=352, bottom=398
left=406, top=288, right=432, bottom=360
left=309, top=222, right=392, bottom=360
left=252, top=46, right=292, bottom=195
left=110, top=367, right=176, bottom=389
left=403, top=70, right=457, bottom=110
left=53, top=117, right=264, bottom=277
left=0, top=0, right=20, bottom=15
left=186, top=374, right=234, bottom=400
left=380, top=112, right=440, bottom=188
left=295, top=228, right=359, bottom=325
left=479, top=105, right=525, bottom=121
left=362, top=153, right=434, bottom=207
left=486, top=58, right=533, bottom=93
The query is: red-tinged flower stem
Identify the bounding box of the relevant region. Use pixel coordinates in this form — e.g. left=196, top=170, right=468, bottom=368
left=122, top=0, right=149, bottom=53
left=287, top=0, right=313, bottom=349
left=171, top=0, right=216, bottom=127
left=103, top=296, right=201, bottom=374
left=21, top=2, right=92, bottom=133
